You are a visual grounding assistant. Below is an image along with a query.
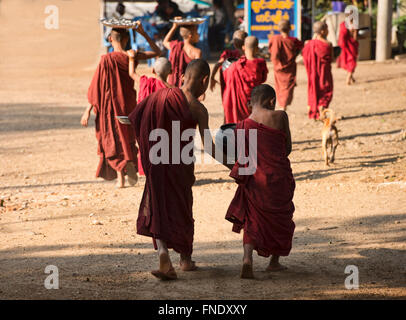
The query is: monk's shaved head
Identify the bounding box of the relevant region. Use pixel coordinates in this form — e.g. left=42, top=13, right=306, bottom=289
left=153, top=57, right=172, bottom=78
left=251, top=84, right=276, bottom=110
left=110, top=28, right=129, bottom=42
left=278, top=19, right=291, bottom=33
left=244, top=36, right=259, bottom=50
left=233, top=30, right=247, bottom=49
left=180, top=25, right=197, bottom=38
left=184, top=59, right=210, bottom=79
left=313, top=21, right=328, bottom=35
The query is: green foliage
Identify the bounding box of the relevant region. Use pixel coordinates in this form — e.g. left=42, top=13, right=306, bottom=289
left=393, top=16, right=406, bottom=34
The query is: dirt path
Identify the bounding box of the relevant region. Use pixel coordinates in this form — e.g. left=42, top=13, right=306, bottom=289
left=0, top=0, right=405, bottom=299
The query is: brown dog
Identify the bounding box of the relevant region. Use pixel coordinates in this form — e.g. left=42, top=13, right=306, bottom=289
left=319, top=109, right=339, bottom=166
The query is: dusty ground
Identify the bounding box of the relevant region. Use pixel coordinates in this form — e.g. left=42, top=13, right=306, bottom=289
left=0, top=0, right=405, bottom=300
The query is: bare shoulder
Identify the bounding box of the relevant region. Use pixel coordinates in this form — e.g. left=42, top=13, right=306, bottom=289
left=189, top=98, right=208, bottom=120
left=193, top=47, right=202, bottom=59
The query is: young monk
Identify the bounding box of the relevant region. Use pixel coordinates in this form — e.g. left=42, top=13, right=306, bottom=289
left=81, top=22, right=161, bottom=188
left=226, top=84, right=295, bottom=279
left=268, top=20, right=303, bottom=111
left=163, top=20, right=202, bottom=87
left=337, top=16, right=359, bottom=85
left=127, top=55, right=172, bottom=102
left=129, top=59, right=232, bottom=280
left=302, top=21, right=334, bottom=120
left=222, top=36, right=268, bottom=124
left=209, top=29, right=247, bottom=93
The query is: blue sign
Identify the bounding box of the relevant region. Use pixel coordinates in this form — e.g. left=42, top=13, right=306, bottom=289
left=246, top=0, right=301, bottom=44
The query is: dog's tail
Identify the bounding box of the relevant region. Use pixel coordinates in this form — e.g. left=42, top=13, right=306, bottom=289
left=320, top=108, right=336, bottom=124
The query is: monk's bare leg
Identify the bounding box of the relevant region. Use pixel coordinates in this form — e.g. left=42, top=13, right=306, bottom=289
left=180, top=254, right=197, bottom=271
left=241, top=243, right=254, bottom=279
left=151, top=239, right=177, bottom=280
left=116, top=170, right=125, bottom=188
left=126, top=162, right=138, bottom=186
left=266, top=255, right=288, bottom=272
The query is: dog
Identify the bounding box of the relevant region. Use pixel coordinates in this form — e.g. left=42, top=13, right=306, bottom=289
left=319, top=108, right=339, bottom=166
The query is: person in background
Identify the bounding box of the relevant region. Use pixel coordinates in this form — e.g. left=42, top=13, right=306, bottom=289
left=209, top=0, right=227, bottom=51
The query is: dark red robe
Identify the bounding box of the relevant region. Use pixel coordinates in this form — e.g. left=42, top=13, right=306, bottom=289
left=138, top=76, right=167, bottom=103
left=219, top=49, right=242, bottom=99
left=337, top=22, right=359, bottom=73
left=226, top=118, right=295, bottom=257
left=302, top=39, right=333, bottom=119
left=87, top=51, right=138, bottom=180
left=268, top=35, right=303, bottom=108
left=168, top=40, right=192, bottom=87
left=222, top=56, right=268, bottom=124
left=129, top=87, right=197, bottom=256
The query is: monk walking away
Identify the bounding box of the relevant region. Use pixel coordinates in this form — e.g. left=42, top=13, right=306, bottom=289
left=127, top=55, right=173, bottom=102
left=82, top=23, right=161, bottom=188
left=163, top=20, right=201, bottom=87
left=222, top=36, right=268, bottom=124
left=337, top=13, right=359, bottom=85
left=268, top=19, right=303, bottom=111
left=210, top=30, right=247, bottom=93
left=302, top=21, right=334, bottom=120
left=129, top=59, right=231, bottom=281
left=226, top=84, right=295, bottom=279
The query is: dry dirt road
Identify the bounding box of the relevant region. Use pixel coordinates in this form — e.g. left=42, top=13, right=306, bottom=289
left=0, top=0, right=405, bottom=299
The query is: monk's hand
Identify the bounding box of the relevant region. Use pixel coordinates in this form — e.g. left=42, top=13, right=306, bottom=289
left=209, top=77, right=218, bottom=92
left=134, top=21, right=145, bottom=35
left=80, top=110, right=90, bottom=127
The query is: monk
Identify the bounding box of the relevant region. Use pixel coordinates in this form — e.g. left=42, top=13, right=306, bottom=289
left=127, top=56, right=173, bottom=176
left=226, top=84, right=295, bottom=279
left=127, top=56, right=172, bottom=102
left=209, top=30, right=247, bottom=93
left=268, top=20, right=303, bottom=111
left=302, top=21, right=334, bottom=120
left=222, top=36, right=268, bottom=124
left=337, top=18, right=359, bottom=85
left=163, top=20, right=201, bottom=87
left=81, top=22, right=161, bottom=188
left=129, top=59, right=232, bottom=280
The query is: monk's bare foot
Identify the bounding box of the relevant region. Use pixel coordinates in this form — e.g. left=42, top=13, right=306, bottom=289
left=180, top=256, right=198, bottom=271
left=126, top=162, right=138, bottom=186
left=116, top=171, right=125, bottom=188
left=266, top=262, right=288, bottom=272
left=151, top=252, right=177, bottom=281
left=240, top=262, right=254, bottom=279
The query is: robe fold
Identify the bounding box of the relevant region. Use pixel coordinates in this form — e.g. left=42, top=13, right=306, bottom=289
left=168, top=40, right=192, bottom=87
left=268, top=35, right=303, bottom=108
left=219, top=49, right=242, bottom=100
left=136, top=76, right=168, bottom=176
left=222, top=56, right=268, bottom=124
left=129, top=87, right=197, bottom=256
left=337, top=22, right=359, bottom=73
left=302, top=39, right=334, bottom=119
left=226, top=118, right=295, bottom=257
left=87, top=51, right=138, bottom=180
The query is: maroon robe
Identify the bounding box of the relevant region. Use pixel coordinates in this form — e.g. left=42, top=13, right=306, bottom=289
left=337, top=22, right=359, bottom=73
left=168, top=40, right=192, bottom=87
left=87, top=51, right=138, bottom=180
left=222, top=56, right=268, bottom=124
left=268, top=35, right=303, bottom=108
left=226, top=118, right=295, bottom=257
left=129, top=87, right=197, bottom=256
left=302, top=39, right=334, bottom=119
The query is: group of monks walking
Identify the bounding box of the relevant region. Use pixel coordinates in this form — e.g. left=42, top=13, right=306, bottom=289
left=80, top=16, right=359, bottom=280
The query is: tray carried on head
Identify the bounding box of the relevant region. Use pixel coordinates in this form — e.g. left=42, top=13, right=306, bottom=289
left=100, top=18, right=139, bottom=29
left=169, top=17, right=206, bottom=25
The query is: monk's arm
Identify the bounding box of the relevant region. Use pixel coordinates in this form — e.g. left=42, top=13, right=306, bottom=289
left=163, top=23, right=178, bottom=51
left=193, top=102, right=233, bottom=170
left=209, top=60, right=223, bottom=91
left=134, top=23, right=161, bottom=60
left=127, top=50, right=140, bottom=82
left=282, top=111, right=292, bottom=156
left=80, top=105, right=93, bottom=127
